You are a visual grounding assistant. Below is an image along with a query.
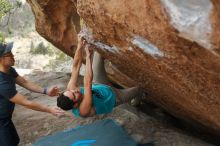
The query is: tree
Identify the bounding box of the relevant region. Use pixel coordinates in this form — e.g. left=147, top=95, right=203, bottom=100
left=0, top=0, right=13, bottom=21
left=0, top=0, right=22, bottom=43
left=0, top=0, right=12, bottom=42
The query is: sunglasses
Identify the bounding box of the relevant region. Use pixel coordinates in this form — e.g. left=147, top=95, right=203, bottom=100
left=59, top=91, right=76, bottom=100
left=70, top=91, right=76, bottom=100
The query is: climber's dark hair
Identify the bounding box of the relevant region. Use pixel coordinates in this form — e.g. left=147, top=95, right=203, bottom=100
left=57, top=93, right=74, bottom=111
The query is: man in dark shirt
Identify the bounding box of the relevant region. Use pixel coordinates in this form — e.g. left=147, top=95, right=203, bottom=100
left=0, top=42, right=64, bottom=146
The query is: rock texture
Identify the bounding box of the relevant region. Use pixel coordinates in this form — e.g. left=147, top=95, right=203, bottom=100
left=26, top=0, right=220, bottom=137
left=14, top=71, right=214, bottom=146
left=26, top=0, right=80, bottom=57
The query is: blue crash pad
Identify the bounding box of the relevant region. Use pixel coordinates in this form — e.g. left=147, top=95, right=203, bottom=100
left=33, top=119, right=137, bottom=146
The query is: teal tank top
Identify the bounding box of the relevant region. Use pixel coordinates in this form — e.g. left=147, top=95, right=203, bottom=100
left=72, top=84, right=116, bottom=117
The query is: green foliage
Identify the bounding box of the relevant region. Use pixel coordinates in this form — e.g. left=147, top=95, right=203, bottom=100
left=0, top=0, right=22, bottom=21
left=45, top=55, right=71, bottom=70
left=0, top=0, right=22, bottom=38
left=30, top=41, right=54, bottom=55
left=44, top=44, right=71, bottom=70
left=29, top=42, right=71, bottom=69
left=0, top=0, right=13, bottom=21
left=15, top=0, right=22, bottom=8
left=0, top=32, right=5, bottom=43
left=7, top=26, right=12, bottom=34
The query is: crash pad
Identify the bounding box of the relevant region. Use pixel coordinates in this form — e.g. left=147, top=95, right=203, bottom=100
left=33, top=119, right=137, bottom=146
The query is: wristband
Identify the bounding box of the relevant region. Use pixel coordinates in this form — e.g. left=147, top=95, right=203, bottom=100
left=43, top=87, right=47, bottom=94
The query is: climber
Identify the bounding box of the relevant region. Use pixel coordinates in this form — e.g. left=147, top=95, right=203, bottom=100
left=57, top=36, right=146, bottom=117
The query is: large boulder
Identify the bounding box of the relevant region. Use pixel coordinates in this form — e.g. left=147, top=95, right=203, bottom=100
left=27, top=0, right=220, bottom=137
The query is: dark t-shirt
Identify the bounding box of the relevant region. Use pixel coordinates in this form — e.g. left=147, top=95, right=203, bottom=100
left=0, top=67, right=18, bottom=119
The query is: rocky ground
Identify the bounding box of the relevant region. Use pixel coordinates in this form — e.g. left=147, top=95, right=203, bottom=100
left=12, top=70, right=215, bottom=146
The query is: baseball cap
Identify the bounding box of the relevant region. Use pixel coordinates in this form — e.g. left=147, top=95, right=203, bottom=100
left=0, top=42, right=14, bottom=57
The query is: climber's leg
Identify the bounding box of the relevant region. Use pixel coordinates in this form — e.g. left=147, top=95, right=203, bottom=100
left=92, top=51, right=110, bottom=84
